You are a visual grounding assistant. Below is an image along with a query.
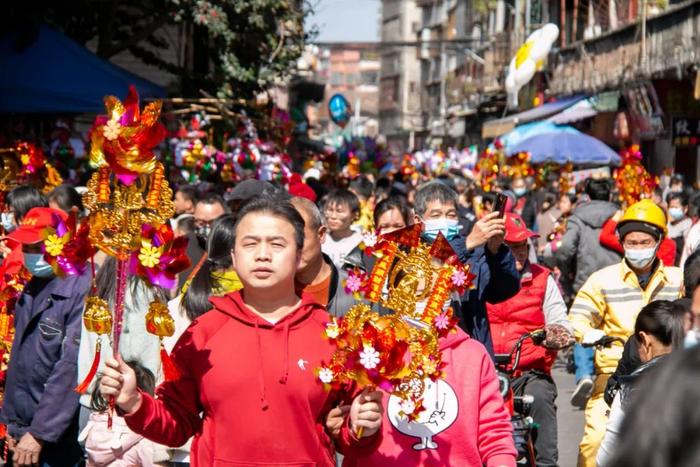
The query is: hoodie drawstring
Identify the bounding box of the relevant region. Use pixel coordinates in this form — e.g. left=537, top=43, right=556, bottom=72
left=279, top=321, right=290, bottom=384
left=254, top=321, right=269, bottom=410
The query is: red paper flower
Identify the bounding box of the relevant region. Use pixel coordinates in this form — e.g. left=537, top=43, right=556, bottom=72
left=129, top=223, right=191, bottom=289
left=41, top=212, right=96, bottom=277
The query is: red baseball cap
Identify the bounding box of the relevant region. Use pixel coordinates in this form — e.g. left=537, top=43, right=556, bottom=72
left=8, top=207, right=68, bottom=245
left=504, top=212, right=539, bottom=244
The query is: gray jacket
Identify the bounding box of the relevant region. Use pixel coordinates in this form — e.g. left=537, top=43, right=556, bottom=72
left=325, top=254, right=358, bottom=318
left=556, top=200, right=621, bottom=293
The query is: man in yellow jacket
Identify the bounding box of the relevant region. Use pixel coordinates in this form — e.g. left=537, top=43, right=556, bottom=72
left=569, top=199, right=682, bottom=467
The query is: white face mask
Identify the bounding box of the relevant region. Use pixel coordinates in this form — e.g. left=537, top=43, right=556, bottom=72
left=624, top=246, right=657, bottom=270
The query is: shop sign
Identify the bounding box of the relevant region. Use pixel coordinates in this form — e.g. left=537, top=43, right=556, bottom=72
left=672, top=117, right=700, bottom=146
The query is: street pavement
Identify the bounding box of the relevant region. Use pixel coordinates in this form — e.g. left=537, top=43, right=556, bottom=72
left=553, top=360, right=585, bottom=467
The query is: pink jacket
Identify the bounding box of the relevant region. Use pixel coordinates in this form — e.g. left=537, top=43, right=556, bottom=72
left=80, top=412, right=159, bottom=467
left=342, top=328, right=517, bottom=467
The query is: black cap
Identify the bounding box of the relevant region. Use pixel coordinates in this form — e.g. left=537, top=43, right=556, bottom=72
left=226, top=179, right=273, bottom=202
left=618, top=220, right=663, bottom=241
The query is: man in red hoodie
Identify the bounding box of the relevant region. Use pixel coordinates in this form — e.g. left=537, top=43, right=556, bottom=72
left=100, top=197, right=384, bottom=466
left=487, top=213, right=574, bottom=467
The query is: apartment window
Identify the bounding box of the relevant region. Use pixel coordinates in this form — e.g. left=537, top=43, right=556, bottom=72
left=409, top=81, right=416, bottom=93
left=330, top=72, right=343, bottom=86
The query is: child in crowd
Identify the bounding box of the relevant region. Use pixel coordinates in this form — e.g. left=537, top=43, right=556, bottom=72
left=81, top=362, right=168, bottom=466
left=321, top=189, right=364, bottom=268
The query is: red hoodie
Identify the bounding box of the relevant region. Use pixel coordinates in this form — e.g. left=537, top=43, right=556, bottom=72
left=124, top=291, right=379, bottom=466
left=342, top=328, right=517, bottom=467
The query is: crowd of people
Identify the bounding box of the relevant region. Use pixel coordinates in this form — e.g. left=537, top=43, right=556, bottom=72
left=1, top=167, right=700, bottom=467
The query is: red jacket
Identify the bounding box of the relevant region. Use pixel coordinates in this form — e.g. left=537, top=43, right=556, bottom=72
left=342, top=329, right=516, bottom=467
left=599, top=218, right=676, bottom=266
left=125, top=291, right=379, bottom=466
left=487, top=264, right=557, bottom=375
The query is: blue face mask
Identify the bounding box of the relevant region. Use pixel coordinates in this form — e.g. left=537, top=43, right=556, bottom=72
left=1, top=212, right=15, bottom=233
left=23, top=253, right=54, bottom=278
left=669, top=207, right=685, bottom=221
left=422, top=218, right=460, bottom=241
left=514, top=187, right=528, bottom=198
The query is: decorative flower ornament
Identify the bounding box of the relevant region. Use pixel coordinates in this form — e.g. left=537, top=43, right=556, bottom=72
left=41, top=211, right=96, bottom=277
left=89, top=85, right=167, bottom=185
left=318, top=367, right=334, bottom=384
left=130, top=223, right=191, bottom=289
left=359, top=345, right=381, bottom=369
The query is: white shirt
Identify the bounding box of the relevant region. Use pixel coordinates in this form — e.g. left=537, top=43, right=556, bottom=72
left=322, top=231, right=363, bottom=269
left=681, top=221, right=700, bottom=268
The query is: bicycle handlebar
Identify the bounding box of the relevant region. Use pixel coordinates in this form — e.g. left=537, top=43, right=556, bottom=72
left=580, top=335, right=626, bottom=348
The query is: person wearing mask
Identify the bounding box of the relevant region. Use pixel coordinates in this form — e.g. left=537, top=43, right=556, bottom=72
left=598, top=210, right=677, bottom=267
left=177, top=193, right=230, bottom=293
left=597, top=298, right=689, bottom=467
left=321, top=189, right=364, bottom=269
left=569, top=199, right=682, bottom=467
left=99, top=198, right=383, bottom=465
left=290, top=197, right=356, bottom=318
left=412, top=181, right=520, bottom=356
left=47, top=185, right=84, bottom=216
left=666, top=192, right=692, bottom=265
left=0, top=208, right=91, bottom=466
left=488, top=213, right=575, bottom=467
left=510, top=176, right=537, bottom=229
left=556, top=178, right=620, bottom=409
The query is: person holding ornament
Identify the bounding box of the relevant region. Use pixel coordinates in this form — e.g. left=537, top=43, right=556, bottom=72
left=99, top=197, right=384, bottom=465
left=1, top=208, right=91, bottom=467
left=412, top=181, right=520, bottom=356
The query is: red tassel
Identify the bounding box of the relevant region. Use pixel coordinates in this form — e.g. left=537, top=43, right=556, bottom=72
left=161, top=344, right=181, bottom=381
left=75, top=339, right=101, bottom=394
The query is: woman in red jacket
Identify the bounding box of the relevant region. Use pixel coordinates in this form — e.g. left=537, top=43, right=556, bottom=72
left=100, top=197, right=384, bottom=466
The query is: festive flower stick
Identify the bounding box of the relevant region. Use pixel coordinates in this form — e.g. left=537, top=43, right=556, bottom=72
left=318, top=226, right=473, bottom=424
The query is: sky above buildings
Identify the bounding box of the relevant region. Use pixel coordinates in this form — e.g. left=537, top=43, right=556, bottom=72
left=307, top=0, right=380, bottom=42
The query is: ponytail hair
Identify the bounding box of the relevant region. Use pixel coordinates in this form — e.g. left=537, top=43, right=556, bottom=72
left=182, top=214, right=236, bottom=321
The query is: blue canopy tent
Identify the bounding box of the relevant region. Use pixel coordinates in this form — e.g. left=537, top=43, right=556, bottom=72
left=0, top=26, right=165, bottom=113
left=491, top=121, right=580, bottom=154
left=509, top=129, right=621, bottom=166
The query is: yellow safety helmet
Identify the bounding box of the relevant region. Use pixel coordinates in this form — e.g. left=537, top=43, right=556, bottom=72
left=617, top=199, right=667, bottom=238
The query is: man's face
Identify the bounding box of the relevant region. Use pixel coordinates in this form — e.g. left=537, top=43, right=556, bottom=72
left=415, top=200, right=458, bottom=224
left=293, top=203, right=325, bottom=273
left=232, top=212, right=300, bottom=291
left=323, top=202, right=355, bottom=234
left=174, top=191, right=194, bottom=215
left=194, top=202, right=226, bottom=235
left=622, top=231, right=657, bottom=250
left=508, top=241, right=529, bottom=271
